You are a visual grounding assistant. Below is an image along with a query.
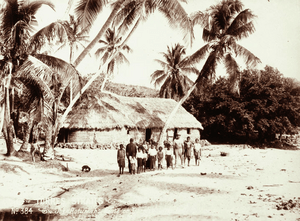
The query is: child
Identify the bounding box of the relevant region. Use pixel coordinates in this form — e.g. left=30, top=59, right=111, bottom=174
left=165, top=143, right=172, bottom=169
left=117, top=144, right=126, bottom=174
left=148, top=144, right=157, bottom=171
left=194, top=138, right=202, bottom=166
left=157, top=146, right=164, bottom=170
left=142, top=148, right=148, bottom=172
left=184, top=136, right=193, bottom=166
left=130, top=156, right=137, bottom=174
left=136, top=147, right=144, bottom=174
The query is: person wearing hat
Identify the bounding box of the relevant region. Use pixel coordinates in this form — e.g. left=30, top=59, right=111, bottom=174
left=173, top=134, right=184, bottom=168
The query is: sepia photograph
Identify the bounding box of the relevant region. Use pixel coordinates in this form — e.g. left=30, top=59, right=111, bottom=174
left=0, top=0, right=299, bottom=220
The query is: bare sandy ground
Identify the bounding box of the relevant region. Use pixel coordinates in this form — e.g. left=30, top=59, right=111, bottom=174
left=0, top=143, right=299, bottom=221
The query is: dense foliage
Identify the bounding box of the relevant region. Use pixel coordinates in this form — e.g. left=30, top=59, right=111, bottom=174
left=183, top=66, right=300, bottom=144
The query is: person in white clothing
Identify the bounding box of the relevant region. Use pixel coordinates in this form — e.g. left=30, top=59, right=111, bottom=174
left=194, top=138, right=202, bottom=166
left=148, top=145, right=157, bottom=170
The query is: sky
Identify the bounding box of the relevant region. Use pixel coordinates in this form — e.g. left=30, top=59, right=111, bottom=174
left=36, top=0, right=300, bottom=89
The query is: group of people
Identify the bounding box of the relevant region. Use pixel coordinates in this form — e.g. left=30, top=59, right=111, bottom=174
left=117, top=135, right=202, bottom=175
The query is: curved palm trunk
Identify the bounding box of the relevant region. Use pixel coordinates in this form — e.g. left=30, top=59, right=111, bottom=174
left=18, top=118, right=34, bottom=152
left=73, top=0, right=129, bottom=68
left=43, top=122, right=54, bottom=160
left=158, top=82, right=198, bottom=147
left=53, top=12, right=140, bottom=144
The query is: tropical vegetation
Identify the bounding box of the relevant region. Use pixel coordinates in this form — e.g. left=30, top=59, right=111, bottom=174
left=183, top=66, right=300, bottom=145
left=155, top=0, right=261, bottom=145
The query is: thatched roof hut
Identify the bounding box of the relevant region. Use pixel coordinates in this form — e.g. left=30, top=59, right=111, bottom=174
left=59, top=92, right=203, bottom=145
left=63, top=92, right=202, bottom=130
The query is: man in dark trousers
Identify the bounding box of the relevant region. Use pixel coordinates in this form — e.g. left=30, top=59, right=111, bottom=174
left=126, top=138, right=137, bottom=173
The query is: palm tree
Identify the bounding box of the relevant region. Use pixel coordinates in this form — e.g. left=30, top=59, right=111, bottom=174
left=95, top=27, right=131, bottom=91
left=0, top=0, right=55, bottom=156
left=151, top=43, right=198, bottom=101
left=56, top=15, right=89, bottom=64
left=54, top=0, right=192, bottom=144
left=0, top=0, right=81, bottom=158
left=157, top=0, right=261, bottom=146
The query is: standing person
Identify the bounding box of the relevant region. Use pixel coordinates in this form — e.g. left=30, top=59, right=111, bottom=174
left=148, top=144, right=157, bottom=171
left=194, top=138, right=202, bottom=166
left=136, top=146, right=144, bottom=174
left=184, top=136, right=193, bottom=166
left=157, top=146, right=164, bottom=170
left=142, top=148, right=148, bottom=172
left=165, top=143, right=172, bottom=169
left=173, top=134, right=183, bottom=168
left=129, top=156, right=137, bottom=175
left=126, top=138, right=137, bottom=173
left=117, top=144, right=126, bottom=175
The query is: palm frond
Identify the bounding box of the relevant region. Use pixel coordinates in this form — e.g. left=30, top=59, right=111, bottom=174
left=14, top=57, right=55, bottom=122
left=33, top=54, right=82, bottom=100
left=75, top=0, right=107, bottom=31
left=228, top=21, right=255, bottom=40
left=226, top=9, right=256, bottom=39
left=231, top=42, right=261, bottom=68
left=29, top=22, right=67, bottom=54
left=158, top=0, right=192, bottom=45
left=184, top=43, right=210, bottom=65
left=224, top=53, right=240, bottom=94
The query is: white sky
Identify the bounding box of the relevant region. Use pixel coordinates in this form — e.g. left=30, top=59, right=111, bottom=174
left=36, top=0, right=300, bottom=88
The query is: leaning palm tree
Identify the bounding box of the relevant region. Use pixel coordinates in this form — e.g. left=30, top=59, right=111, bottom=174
left=54, top=0, right=192, bottom=143
left=151, top=43, right=198, bottom=101
left=95, top=27, right=131, bottom=91
left=157, top=0, right=261, bottom=145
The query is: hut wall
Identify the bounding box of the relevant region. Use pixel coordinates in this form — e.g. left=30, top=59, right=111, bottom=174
left=69, top=130, right=93, bottom=143
left=69, top=128, right=129, bottom=144
left=128, top=129, right=145, bottom=144
left=177, top=128, right=200, bottom=142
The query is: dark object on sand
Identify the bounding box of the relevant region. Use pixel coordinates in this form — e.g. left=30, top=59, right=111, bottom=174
left=82, top=165, right=91, bottom=172
left=220, top=152, right=228, bottom=157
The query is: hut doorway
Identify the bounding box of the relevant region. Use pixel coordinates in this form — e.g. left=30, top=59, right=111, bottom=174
left=57, top=128, right=69, bottom=143
left=173, top=128, right=178, bottom=140
left=145, top=128, right=151, bottom=141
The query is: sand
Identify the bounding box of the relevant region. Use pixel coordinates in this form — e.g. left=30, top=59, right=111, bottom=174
left=0, top=143, right=299, bottom=221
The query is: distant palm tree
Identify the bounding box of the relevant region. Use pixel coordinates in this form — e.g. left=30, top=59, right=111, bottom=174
left=56, top=15, right=89, bottom=63
left=95, top=27, right=131, bottom=91
left=157, top=0, right=261, bottom=145
left=151, top=43, right=198, bottom=101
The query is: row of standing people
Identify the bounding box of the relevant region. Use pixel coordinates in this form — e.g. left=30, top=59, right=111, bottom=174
left=117, top=136, right=202, bottom=175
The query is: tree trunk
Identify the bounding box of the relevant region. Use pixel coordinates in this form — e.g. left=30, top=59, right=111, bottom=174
left=18, top=118, right=34, bottom=152
left=43, top=122, right=54, bottom=160
left=0, top=102, right=5, bottom=135
left=157, top=82, right=198, bottom=147
left=3, top=66, right=15, bottom=156
left=100, top=74, right=109, bottom=92
left=73, top=0, right=127, bottom=68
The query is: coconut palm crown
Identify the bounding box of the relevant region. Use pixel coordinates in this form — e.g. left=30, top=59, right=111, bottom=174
left=95, top=27, right=131, bottom=77
left=151, top=43, right=199, bottom=101
left=189, top=0, right=261, bottom=94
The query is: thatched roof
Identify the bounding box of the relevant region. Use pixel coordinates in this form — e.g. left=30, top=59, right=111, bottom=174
left=63, top=92, right=203, bottom=130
